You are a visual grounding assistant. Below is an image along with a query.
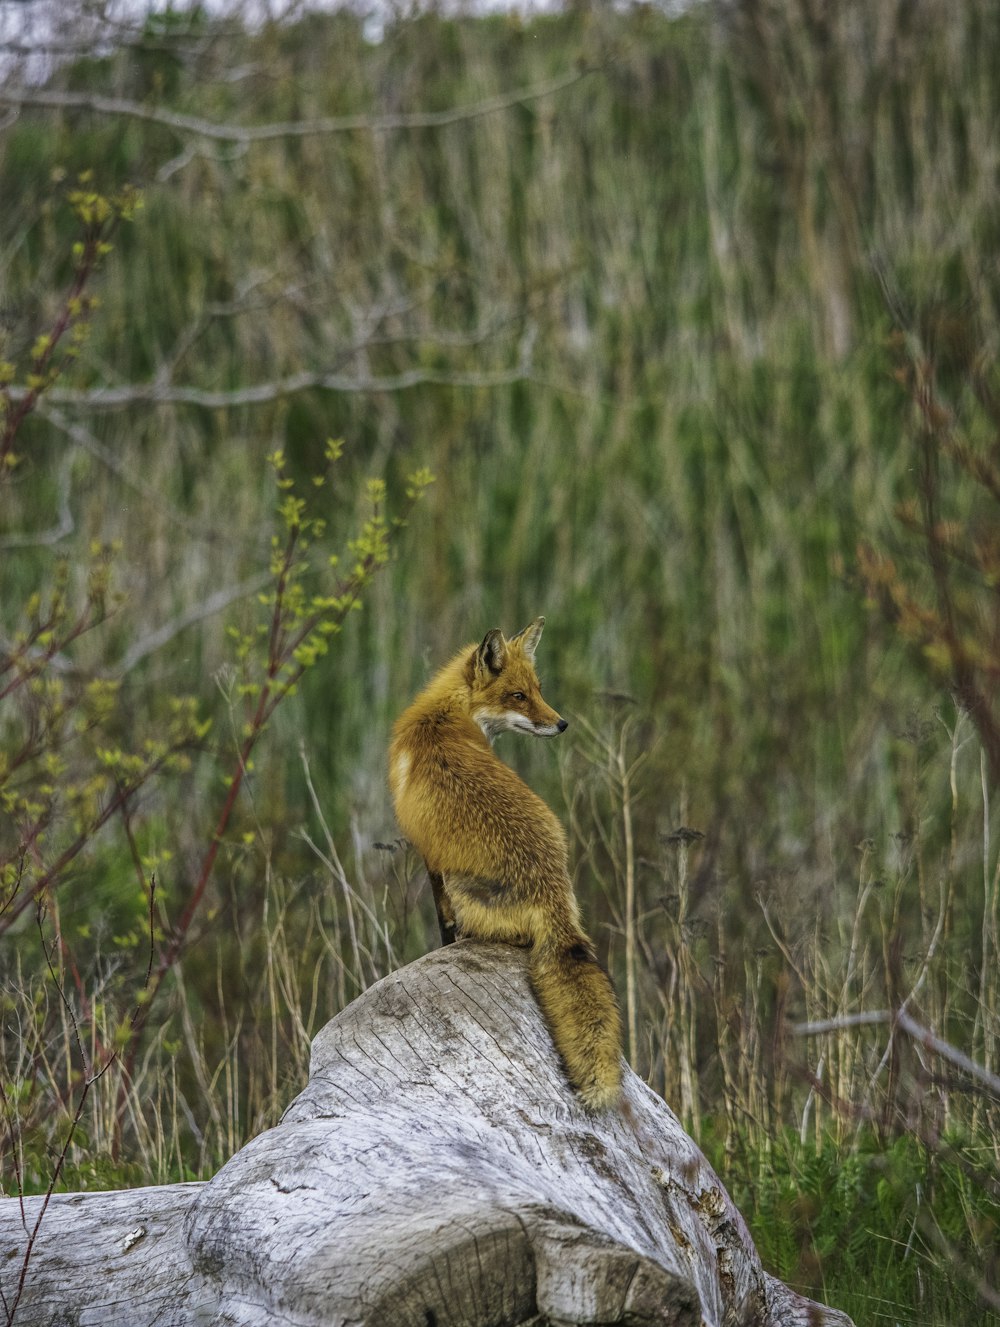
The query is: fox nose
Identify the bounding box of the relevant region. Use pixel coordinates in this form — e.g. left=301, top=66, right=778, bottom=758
left=557, top=718, right=568, bottom=733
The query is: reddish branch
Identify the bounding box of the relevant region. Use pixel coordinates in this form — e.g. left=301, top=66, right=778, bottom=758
left=0, top=225, right=108, bottom=475
left=913, top=365, right=1000, bottom=784
left=116, top=525, right=381, bottom=1103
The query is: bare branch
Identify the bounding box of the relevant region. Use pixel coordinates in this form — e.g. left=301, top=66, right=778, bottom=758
left=115, top=574, right=270, bottom=676
left=793, top=1011, right=898, bottom=1035
left=38, top=405, right=242, bottom=543
left=0, top=66, right=596, bottom=144
left=791, top=1009, right=1000, bottom=1098
left=11, top=358, right=535, bottom=412
left=0, top=456, right=73, bottom=550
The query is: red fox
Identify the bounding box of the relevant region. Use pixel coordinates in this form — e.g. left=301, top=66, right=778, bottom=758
left=389, top=617, right=623, bottom=1111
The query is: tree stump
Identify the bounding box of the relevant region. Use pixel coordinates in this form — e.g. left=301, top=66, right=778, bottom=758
left=2, top=942, right=854, bottom=1326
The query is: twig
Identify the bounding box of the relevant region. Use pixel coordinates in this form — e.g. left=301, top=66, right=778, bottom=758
left=0, top=457, right=74, bottom=550
left=37, top=406, right=233, bottom=545
left=2, top=902, right=135, bottom=1326
left=115, top=574, right=270, bottom=675
left=6, top=361, right=536, bottom=413
left=791, top=1010, right=1000, bottom=1098
left=0, top=66, right=596, bottom=145
left=298, top=746, right=365, bottom=989
left=0, top=751, right=176, bottom=934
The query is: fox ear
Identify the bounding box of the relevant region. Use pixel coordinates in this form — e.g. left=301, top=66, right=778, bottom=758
left=510, top=616, right=545, bottom=660
left=475, top=628, right=507, bottom=677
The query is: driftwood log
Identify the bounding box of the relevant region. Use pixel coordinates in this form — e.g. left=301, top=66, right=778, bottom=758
left=2, top=942, right=854, bottom=1326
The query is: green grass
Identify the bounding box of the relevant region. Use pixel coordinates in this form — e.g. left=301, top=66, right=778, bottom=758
left=706, top=1128, right=1000, bottom=1326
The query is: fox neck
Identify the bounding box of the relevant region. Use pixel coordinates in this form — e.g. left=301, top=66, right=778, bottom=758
left=474, top=712, right=507, bottom=745
left=421, top=647, right=511, bottom=747
left=415, top=647, right=490, bottom=740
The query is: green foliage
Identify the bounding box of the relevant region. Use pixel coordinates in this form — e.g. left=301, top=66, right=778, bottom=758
left=225, top=451, right=433, bottom=715
left=706, top=1126, right=1000, bottom=1326
left=0, top=530, right=206, bottom=937
left=0, top=186, right=433, bottom=1227
left=0, top=178, right=140, bottom=473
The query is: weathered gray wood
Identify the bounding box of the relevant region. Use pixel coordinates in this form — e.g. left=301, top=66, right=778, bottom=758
left=0, top=1183, right=207, bottom=1326
left=2, top=942, right=854, bottom=1326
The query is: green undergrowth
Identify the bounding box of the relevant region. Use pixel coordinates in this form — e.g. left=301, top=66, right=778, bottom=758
left=705, top=1124, right=1000, bottom=1327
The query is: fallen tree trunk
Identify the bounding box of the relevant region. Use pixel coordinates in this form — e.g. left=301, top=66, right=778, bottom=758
left=2, top=942, right=854, bottom=1326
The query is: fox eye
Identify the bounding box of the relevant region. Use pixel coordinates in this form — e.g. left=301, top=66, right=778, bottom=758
left=511, top=691, right=526, bottom=702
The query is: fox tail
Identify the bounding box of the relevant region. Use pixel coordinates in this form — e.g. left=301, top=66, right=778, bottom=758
left=528, top=935, right=623, bottom=1111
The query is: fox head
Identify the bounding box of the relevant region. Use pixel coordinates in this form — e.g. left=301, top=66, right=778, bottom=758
left=465, top=616, right=568, bottom=742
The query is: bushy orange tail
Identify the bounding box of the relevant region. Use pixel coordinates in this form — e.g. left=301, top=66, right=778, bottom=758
left=529, top=938, right=623, bottom=1111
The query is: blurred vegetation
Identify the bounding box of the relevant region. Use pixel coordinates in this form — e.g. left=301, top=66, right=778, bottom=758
left=1, top=1, right=1000, bottom=1322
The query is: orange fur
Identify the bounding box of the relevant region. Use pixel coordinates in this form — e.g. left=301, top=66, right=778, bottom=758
left=389, top=618, right=623, bottom=1110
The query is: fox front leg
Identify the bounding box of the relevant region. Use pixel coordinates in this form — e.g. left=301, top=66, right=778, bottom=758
left=428, top=869, right=457, bottom=946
